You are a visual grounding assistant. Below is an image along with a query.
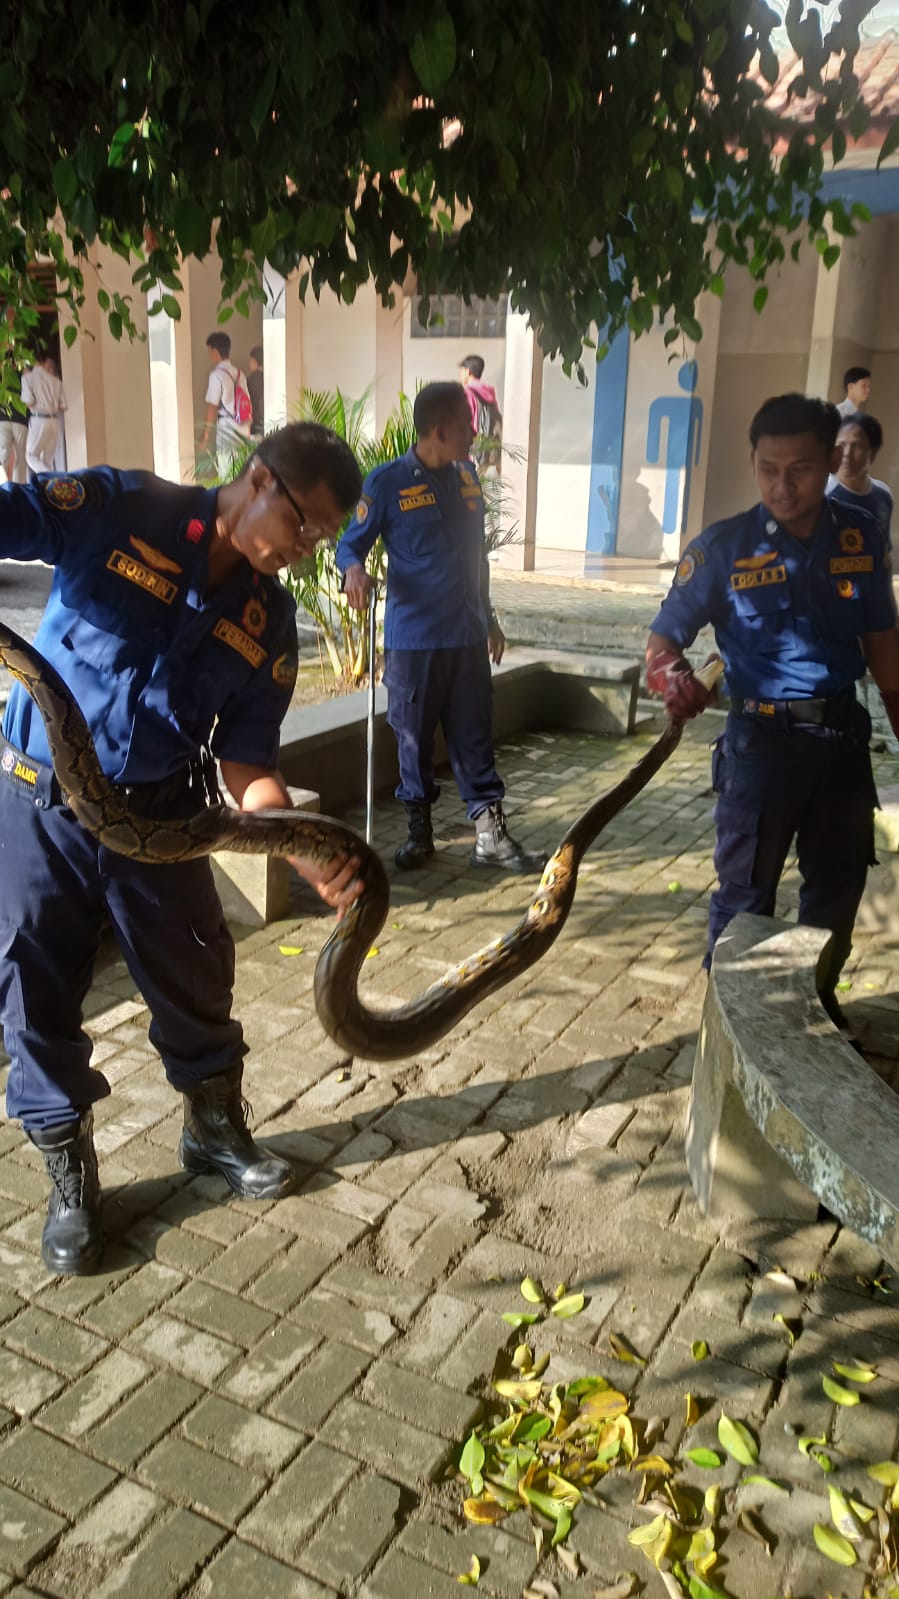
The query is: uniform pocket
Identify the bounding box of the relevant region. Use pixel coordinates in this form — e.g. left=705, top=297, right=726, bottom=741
left=710, top=736, right=728, bottom=795
left=713, top=800, right=761, bottom=888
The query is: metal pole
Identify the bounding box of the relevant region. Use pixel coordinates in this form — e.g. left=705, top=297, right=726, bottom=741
left=365, top=590, right=377, bottom=845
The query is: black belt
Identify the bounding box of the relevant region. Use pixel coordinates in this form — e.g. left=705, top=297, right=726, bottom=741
left=735, top=688, right=856, bottom=727
left=0, top=736, right=201, bottom=818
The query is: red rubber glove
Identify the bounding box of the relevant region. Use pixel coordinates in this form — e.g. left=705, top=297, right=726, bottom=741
left=881, top=689, right=899, bottom=741
left=647, top=649, right=713, bottom=721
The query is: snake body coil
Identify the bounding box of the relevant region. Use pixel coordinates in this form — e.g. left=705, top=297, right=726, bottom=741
left=0, top=621, right=683, bottom=1061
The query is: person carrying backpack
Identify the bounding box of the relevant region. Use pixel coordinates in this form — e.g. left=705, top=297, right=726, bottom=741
left=459, top=353, right=503, bottom=472
left=201, top=331, right=253, bottom=476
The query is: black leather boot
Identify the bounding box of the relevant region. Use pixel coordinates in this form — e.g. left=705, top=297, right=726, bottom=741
left=395, top=801, right=435, bottom=870
left=28, top=1110, right=103, bottom=1275
left=471, top=803, right=548, bottom=873
left=179, top=1066, right=296, bottom=1198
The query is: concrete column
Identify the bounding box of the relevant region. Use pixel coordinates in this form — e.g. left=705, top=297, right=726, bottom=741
left=502, top=311, right=543, bottom=572
left=59, top=243, right=154, bottom=471
left=374, top=297, right=404, bottom=433
left=805, top=219, right=886, bottom=401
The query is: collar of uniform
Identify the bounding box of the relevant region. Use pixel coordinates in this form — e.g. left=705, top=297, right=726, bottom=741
left=755, top=499, right=831, bottom=550
left=403, top=446, right=425, bottom=478
left=178, top=488, right=219, bottom=548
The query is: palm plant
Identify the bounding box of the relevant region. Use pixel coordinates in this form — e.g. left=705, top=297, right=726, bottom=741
left=209, top=386, right=522, bottom=686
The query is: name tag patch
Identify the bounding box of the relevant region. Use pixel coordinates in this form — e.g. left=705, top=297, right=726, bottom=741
left=399, top=492, right=437, bottom=513
left=107, top=550, right=178, bottom=604
left=730, top=564, right=787, bottom=591
left=213, top=618, right=267, bottom=668
left=830, top=556, right=873, bottom=575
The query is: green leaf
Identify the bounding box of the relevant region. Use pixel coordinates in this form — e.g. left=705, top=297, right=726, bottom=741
left=743, top=1475, right=789, bottom=1492
left=250, top=58, right=279, bottom=136
left=278, top=945, right=305, bottom=956
left=409, top=8, right=457, bottom=95
left=684, top=1448, right=723, bottom=1469
left=692, top=1340, right=710, bottom=1361
left=520, top=1276, right=544, bottom=1304
left=459, top=1432, right=485, bottom=1488
left=832, top=1361, right=877, bottom=1383
left=717, top=1415, right=758, bottom=1466
left=812, top=1522, right=857, bottom=1566
left=688, top=1574, right=733, bottom=1599
left=866, top=1461, right=899, bottom=1486
left=457, top=1553, right=481, bottom=1585
left=551, top=1293, right=585, bottom=1319
left=753, top=285, right=769, bottom=314
left=53, top=157, right=79, bottom=209
left=822, top=1376, right=861, bottom=1406
left=501, top=1312, right=540, bottom=1327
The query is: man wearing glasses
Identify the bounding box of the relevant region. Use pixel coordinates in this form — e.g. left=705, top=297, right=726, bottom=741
left=0, top=423, right=363, bottom=1275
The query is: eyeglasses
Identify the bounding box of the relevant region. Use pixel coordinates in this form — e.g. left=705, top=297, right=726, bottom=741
left=260, top=460, right=339, bottom=543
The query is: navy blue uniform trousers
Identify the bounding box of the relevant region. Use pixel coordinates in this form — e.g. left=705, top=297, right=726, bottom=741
left=0, top=777, right=245, bottom=1129
left=707, top=705, right=877, bottom=995
left=384, top=643, right=504, bottom=819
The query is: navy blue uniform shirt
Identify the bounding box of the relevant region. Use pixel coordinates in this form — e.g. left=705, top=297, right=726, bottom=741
left=650, top=499, right=897, bottom=701
left=1, top=469, right=299, bottom=782
left=335, top=448, right=490, bottom=649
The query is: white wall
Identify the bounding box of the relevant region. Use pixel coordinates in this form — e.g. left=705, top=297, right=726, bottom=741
left=402, top=300, right=506, bottom=410
left=302, top=282, right=378, bottom=428
left=534, top=355, right=594, bottom=551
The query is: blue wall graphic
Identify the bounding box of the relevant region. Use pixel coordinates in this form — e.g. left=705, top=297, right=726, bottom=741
left=646, top=360, right=703, bottom=543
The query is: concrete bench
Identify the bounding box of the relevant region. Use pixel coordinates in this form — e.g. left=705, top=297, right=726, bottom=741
left=278, top=648, right=643, bottom=815
left=857, top=784, right=899, bottom=944
left=685, top=913, right=899, bottom=1269
left=211, top=784, right=320, bottom=928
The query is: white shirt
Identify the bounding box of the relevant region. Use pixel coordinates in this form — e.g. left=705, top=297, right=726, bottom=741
left=836, top=397, right=861, bottom=419
left=205, top=360, right=249, bottom=436
left=21, top=365, right=66, bottom=417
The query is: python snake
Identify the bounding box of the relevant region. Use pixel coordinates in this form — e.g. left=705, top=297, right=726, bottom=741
left=0, top=620, right=711, bottom=1062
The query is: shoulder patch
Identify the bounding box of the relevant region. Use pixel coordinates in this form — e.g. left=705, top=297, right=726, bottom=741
left=675, top=553, right=696, bottom=586
left=272, top=650, right=298, bottom=690
left=355, top=495, right=372, bottom=525
left=42, top=475, right=86, bottom=512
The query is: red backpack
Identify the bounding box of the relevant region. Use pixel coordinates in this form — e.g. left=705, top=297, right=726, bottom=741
left=224, top=367, right=252, bottom=429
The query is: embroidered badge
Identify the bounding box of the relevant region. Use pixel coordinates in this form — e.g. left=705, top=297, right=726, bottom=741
left=733, top=551, right=780, bottom=571
left=675, top=554, right=695, bottom=587
left=13, top=759, right=36, bottom=785
left=1, top=749, right=14, bottom=774
left=272, top=652, right=298, bottom=689
left=839, top=527, right=864, bottom=554
left=398, top=491, right=437, bottom=513
left=830, top=556, right=873, bottom=575
left=458, top=466, right=476, bottom=488
left=241, top=596, right=267, bottom=639
left=837, top=577, right=857, bottom=599
left=730, top=564, right=788, bottom=591
left=213, top=618, right=266, bottom=668
left=185, top=518, right=205, bottom=544
left=128, top=536, right=182, bottom=575
left=107, top=550, right=178, bottom=604
left=43, top=475, right=86, bottom=512
left=355, top=496, right=372, bottom=525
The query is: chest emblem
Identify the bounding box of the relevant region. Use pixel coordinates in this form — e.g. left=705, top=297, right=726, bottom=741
left=42, top=475, right=86, bottom=512
left=241, top=596, right=267, bottom=638
left=107, top=550, right=178, bottom=604
left=836, top=577, right=858, bottom=599
left=839, top=527, right=864, bottom=554
left=730, top=564, right=787, bottom=591
left=213, top=618, right=266, bottom=668
left=399, top=490, right=437, bottom=513
left=733, top=550, right=779, bottom=570
left=128, top=536, right=182, bottom=575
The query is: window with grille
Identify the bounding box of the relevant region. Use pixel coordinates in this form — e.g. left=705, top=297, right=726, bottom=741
left=410, top=293, right=508, bottom=339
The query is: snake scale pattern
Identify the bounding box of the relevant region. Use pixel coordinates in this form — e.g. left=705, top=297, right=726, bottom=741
left=0, top=620, right=686, bottom=1062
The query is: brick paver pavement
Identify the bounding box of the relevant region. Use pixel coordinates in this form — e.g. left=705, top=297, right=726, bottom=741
left=0, top=709, right=897, bottom=1597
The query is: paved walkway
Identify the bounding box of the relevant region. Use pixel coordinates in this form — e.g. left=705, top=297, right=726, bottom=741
left=0, top=717, right=897, bottom=1597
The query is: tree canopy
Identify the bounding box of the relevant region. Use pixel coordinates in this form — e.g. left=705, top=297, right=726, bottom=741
left=0, top=0, right=883, bottom=373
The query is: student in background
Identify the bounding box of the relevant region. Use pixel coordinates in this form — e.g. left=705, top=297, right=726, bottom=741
left=827, top=412, right=892, bottom=547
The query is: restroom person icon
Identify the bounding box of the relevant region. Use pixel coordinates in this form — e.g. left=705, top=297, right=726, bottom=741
left=646, top=360, right=703, bottom=561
